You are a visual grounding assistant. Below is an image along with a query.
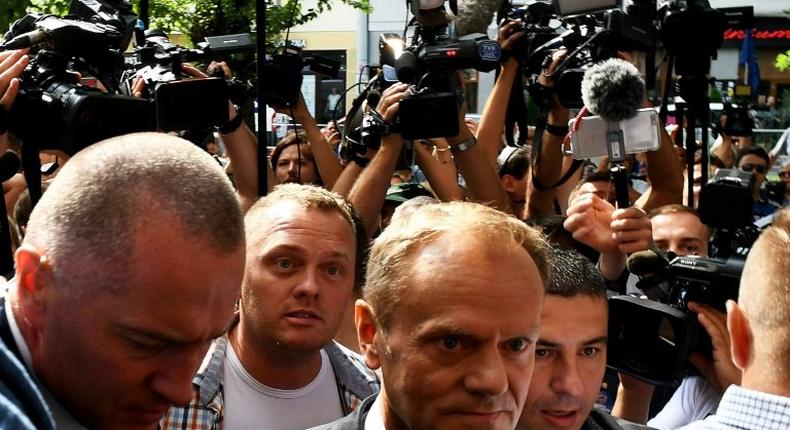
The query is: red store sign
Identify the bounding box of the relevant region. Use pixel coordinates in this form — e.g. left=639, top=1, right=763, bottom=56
left=723, top=29, right=790, bottom=41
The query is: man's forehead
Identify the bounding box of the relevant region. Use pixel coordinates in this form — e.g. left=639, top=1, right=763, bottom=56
left=739, top=154, right=767, bottom=166
left=652, top=212, right=702, bottom=232
left=248, top=202, right=354, bottom=248
left=539, top=295, right=608, bottom=342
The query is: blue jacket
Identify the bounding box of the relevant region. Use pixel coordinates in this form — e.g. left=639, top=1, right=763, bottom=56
left=0, top=302, right=56, bottom=430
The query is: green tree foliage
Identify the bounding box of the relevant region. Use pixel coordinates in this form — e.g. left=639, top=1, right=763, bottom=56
left=3, top=0, right=371, bottom=49
left=1, top=0, right=256, bottom=47
left=776, top=10, right=790, bottom=72
left=1, top=0, right=70, bottom=36
left=777, top=51, right=790, bottom=73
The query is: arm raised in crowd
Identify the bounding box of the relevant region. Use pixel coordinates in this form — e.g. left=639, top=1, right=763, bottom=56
left=448, top=95, right=512, bottom=214
left=181, top=64, right=274, bottom=211
left=273, top=93, right=343, bottom=189
left=414, top=138, right=463, bottom=202
left=331, top=161, right=364, bottom=198
left=633, top=123, right=683, bottom=212
left=476, top=20, right=523, bottom=167
left=526, top=49, right=572, bottom=218
left=347, top=83, right=409, bottom=238
left=220, top=108, right=273, bottom=211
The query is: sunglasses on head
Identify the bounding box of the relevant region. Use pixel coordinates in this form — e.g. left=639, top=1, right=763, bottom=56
left=740, top=163, right=766, bottom=174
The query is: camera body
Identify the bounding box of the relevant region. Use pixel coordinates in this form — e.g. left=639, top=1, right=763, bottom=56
left=377, top=1, right=500, bottom=140
left=507, top=0, right=726, bottom=111
left=608, top=253, right=743, bottom=385
left=2, top=0, right=255, bottom=155
left=699, top=168, right=760, bottom=259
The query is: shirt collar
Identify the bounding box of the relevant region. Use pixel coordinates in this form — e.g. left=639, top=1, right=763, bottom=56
left=364, top=393, right=388, bottom=430
left=4, top=279, right=34, bottom=369
left=715, top=385, right=790, bottom=430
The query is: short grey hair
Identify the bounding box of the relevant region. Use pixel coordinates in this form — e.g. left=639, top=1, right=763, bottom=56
left=364, top=201, right=549, bottom=328
left=24, top=132, right=244, bottom=295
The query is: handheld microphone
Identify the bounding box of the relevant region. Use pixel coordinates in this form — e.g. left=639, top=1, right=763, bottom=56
left=581, top=58, right=645, bottom=122
left=579, top=58, right=646, bottom=207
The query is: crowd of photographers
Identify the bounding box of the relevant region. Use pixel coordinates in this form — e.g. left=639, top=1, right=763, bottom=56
left=0, top=2, right=789, bottom=430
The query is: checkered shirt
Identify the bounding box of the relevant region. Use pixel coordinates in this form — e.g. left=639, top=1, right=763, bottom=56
left=679, top=385, right=790, bottom=430
left=159, top=337, right=379, bottom=430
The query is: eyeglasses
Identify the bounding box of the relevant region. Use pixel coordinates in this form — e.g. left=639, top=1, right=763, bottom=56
left=779, top=171, right=790, bottom=179
left=740, top=163, right=767, bottom=174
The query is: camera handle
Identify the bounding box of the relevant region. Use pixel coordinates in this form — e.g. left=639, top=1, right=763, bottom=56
left=605, top=119, right=630, bottom=209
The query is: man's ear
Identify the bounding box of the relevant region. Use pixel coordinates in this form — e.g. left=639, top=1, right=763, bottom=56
left=14, top=245, right=54, bottom=323
left=355, top=299, right=382, bottom=370
left=726, top=300, right=753, bottom=371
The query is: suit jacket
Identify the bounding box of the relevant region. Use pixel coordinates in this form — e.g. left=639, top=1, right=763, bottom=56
left=309, top=396, right=657, bottom=430
left=0, top=300, right=56, bottom=430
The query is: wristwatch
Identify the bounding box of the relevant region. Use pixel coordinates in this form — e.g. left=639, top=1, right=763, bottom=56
left=450, top=135, right=478, bottom=155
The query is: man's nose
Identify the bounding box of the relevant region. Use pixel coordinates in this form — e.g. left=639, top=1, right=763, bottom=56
left=550, top=355, right=585, bottom=398
left=463, top=347, right=509, bottom=397
left=149, top=347, right=205, bottom=407
left=292, top=267, right=321, bottom=298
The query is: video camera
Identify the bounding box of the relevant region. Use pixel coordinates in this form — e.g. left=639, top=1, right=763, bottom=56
left=505, top=0, right=727, bottom=110
left=698, top=168, right=761, bottom=259
left=371, top=0, right=500, bottom=140
left=0, top=0, right=255, bottom=156
left=716, top=103, right=755, bottom=138
left=608, top=251, right=743, bottom=385
left=262, top=45, right=341, bottom=109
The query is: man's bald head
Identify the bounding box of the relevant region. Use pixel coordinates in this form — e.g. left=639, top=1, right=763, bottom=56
left=23, top=132, right=244, bottom=295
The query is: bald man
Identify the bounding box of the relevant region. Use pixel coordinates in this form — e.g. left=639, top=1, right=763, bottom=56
left=0, top=133, right=246, bottom=430
left=680, top=208, right=790, bottom=429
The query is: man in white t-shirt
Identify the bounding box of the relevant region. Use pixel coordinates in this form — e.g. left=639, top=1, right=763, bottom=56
left=161, top=184, right=379, bottom=430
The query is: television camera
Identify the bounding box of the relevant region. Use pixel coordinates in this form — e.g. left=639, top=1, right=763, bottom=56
left=0, top=0, right=255, bottom=157
left=341, top=0, right=501, bottom=159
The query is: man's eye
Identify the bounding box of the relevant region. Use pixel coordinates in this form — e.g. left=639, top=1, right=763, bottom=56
left=581, top=347, right=600, bottom=357
left=441, top=337, right=460, bottom=350
left=327, top=265, right=341, bottom=276
left=507, top=338, right=529, bottom=352
left=535, top=348, right=553, bottom=358
left=276, top=259, right=292, bottom=269
left=128, top=337, right=165, bottom=353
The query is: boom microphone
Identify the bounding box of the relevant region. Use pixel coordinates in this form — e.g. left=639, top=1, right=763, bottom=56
left=455, top=0, right=502, bottom=36
left=580, top=58, right=645, bottom=122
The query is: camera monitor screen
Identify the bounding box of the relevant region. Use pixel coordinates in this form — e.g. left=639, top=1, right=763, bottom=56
left=555, top=0, right=617, bottom=16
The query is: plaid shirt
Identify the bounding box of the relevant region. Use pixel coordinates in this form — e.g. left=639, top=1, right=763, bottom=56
left=159, top=337, right=379, bottom=430
left=678, top=385, right=790, bottom=430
